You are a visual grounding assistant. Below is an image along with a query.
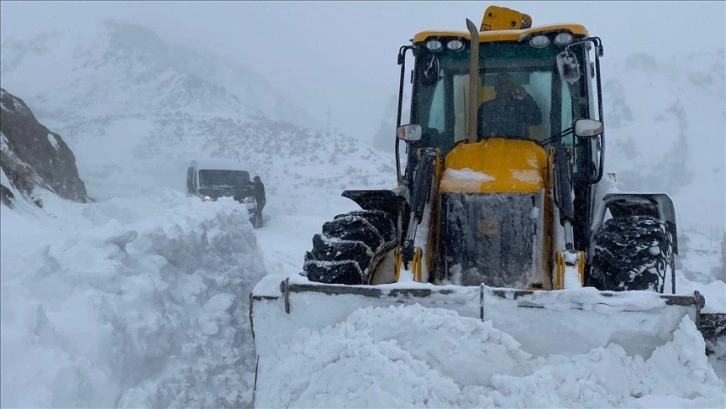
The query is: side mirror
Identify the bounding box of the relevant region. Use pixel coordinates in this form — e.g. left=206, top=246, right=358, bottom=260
left=397, top=124, right=422, bottom=141
left=574, top=119, right=603, bottom=137
left=557, top=51, right=581, bottom=84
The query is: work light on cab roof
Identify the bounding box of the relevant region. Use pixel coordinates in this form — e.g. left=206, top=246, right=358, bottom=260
left=424, top=39, right=443, bottom=52
left=554, top=32, right=574, bottom=45
left=529, top=35, right=550, bottom=48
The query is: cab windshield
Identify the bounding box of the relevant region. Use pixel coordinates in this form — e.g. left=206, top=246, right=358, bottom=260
left=411, top=41, right=586, bottom=156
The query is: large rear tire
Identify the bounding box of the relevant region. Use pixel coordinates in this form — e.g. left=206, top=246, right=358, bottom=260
left=589, top=215, right=675, bottom=293
left=303, top=210, right=398, bottom=285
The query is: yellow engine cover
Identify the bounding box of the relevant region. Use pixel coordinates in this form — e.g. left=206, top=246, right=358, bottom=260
left=440, top=138, right=547, bottom=193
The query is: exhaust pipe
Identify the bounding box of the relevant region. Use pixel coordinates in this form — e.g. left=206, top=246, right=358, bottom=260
left=466, top=19, right=479, bottom=143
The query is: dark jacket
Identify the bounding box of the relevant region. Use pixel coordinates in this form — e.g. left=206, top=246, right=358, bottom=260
left=253, top=180, right=266, bottom=204
left=478, top=93, right=542, bottom=139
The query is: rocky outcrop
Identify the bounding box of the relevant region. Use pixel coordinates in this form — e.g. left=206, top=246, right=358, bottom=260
left=1, top=88, right=90, bottom=207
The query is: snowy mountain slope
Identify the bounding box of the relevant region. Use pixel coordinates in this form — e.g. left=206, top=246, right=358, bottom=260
left=601, top=50, right=726, bottom=235
left=1, top=88, right=90, bottom=207
left=0, top=20, right=395, bottom=216
left=0, top=20, right=323, bottom=132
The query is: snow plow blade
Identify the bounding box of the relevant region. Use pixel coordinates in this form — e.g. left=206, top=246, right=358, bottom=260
left=250, top=275, right=707, bottom=360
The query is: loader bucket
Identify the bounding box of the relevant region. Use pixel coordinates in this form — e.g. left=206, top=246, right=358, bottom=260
left=480, top=287, right=703, bottom=357
left=249, top=275, right=481, bottom=359
left=250, top=275, right=704, bottom=361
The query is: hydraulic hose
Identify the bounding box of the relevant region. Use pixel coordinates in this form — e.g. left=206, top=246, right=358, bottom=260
left=555, top=148, right=575, bottom=250
left=411, top=149, right=436, bottom=221
left=403, top=149, right=436, bottom=263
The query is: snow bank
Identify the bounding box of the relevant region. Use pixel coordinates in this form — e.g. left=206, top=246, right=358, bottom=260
left=256, top=304, right=725, bottom=409
left=1, top=191, right=266, bottom=408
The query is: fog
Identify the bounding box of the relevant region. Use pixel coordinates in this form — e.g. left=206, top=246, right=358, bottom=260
left=2, top=1, right=724, bottom=142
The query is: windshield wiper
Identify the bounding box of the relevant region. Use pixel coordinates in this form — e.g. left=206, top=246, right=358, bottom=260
left=541, top=126, right=573, bottom=146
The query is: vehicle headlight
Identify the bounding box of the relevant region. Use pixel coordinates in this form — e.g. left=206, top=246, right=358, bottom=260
left=203, top=195, right=212, bottom=201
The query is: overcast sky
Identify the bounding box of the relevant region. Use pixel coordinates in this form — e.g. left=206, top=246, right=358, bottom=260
left=1, top=1, right=725, bottom=141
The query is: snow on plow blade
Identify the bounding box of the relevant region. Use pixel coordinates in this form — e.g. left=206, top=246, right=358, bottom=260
left=481, top=287, right=703, bottom=357
left=250, top=275, right=481, bottom=359
left=250, top=275, right=704, bottom=359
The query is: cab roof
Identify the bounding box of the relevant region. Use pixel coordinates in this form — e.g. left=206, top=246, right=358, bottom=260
left=412, top=23, right=588, bottom=44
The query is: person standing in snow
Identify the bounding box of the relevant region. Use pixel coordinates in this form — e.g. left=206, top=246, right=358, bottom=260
left=252, top=175, right=266, bottom=228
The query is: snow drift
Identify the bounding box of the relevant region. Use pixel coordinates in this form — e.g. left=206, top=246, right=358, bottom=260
left=1, top=190, right=265, bottom=408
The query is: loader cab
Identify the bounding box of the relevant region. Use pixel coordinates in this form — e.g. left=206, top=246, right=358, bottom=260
left=395, top=23, right=606, bottom=253
left=398, top=30, right=602, bottom=167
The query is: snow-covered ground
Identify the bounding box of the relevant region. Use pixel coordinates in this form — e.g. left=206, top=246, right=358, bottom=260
left=2, top=177, right=725, bottom=408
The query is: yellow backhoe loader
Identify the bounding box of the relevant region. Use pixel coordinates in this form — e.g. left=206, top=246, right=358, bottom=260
left=250, top=5, right=725, bottom=392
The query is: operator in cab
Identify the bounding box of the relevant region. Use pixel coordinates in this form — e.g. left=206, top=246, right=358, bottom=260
left=478, top=72, right=542, bottom=140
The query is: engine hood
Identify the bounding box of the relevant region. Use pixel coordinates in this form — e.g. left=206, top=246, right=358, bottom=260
left=440, top=138, right=547, bottom=193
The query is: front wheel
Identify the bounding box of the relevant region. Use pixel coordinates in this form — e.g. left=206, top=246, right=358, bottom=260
left=589, top=215, right=675, bottom=293
left=303, top=210, right=398, bottom=285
